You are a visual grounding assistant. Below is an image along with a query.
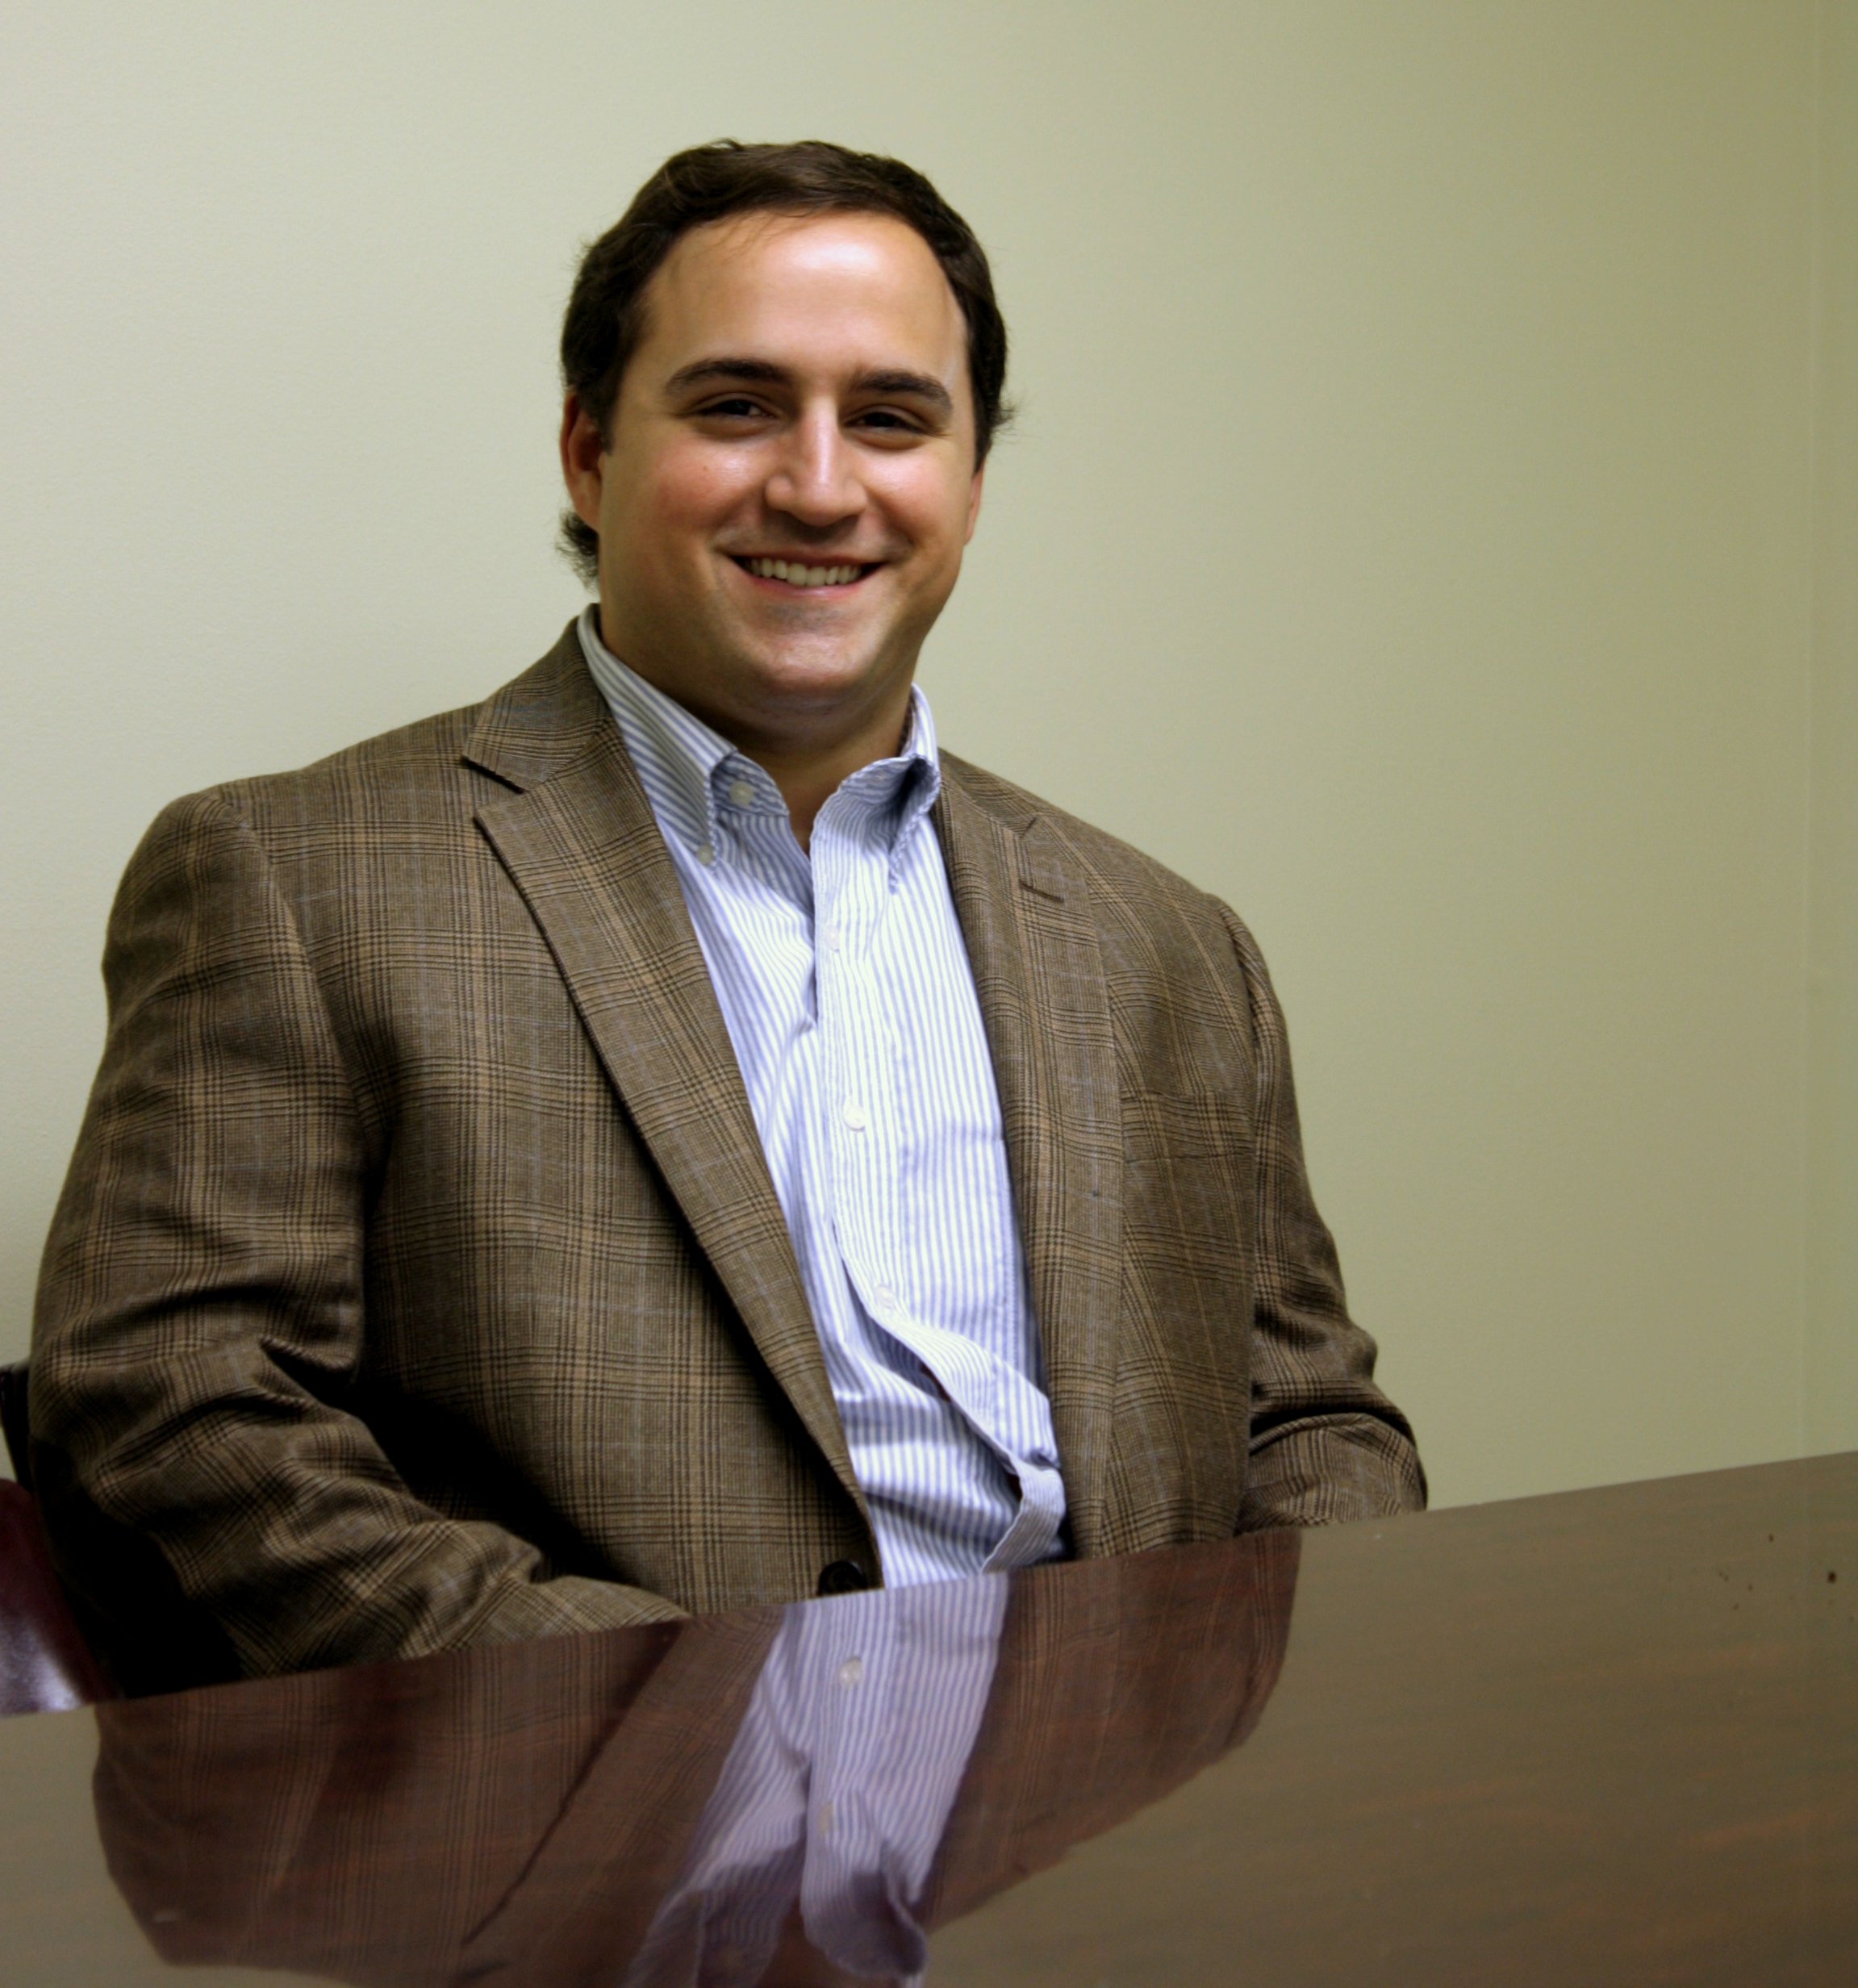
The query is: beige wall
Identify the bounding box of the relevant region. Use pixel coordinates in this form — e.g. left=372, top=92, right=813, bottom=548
left=1809, top=0, right=1858, bottom=1460
left=2, top=2, right=1849, bottom=1503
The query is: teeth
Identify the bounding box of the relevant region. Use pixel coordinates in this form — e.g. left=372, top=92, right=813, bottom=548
left=745, top=558, right=862, bottom=587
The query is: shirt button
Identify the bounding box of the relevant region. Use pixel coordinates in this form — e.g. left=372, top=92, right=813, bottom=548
left=728, top=779, right=756, bottom=808
left=871, top=1284, right=896, bottom=1314
left=841, top=1099, right=868, bottom=1131
left=837, top=1655, right=864, bottom=1687
left=695, top=843, right=716, bottom=868
left=825, top=921, right=842, bottom=952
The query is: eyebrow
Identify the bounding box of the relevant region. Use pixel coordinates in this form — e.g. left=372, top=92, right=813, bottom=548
left=663, top=356, right=955, bottom=416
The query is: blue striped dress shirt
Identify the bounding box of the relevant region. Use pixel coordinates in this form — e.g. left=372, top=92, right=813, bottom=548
left=578, top=609, right=1066, bottom=1586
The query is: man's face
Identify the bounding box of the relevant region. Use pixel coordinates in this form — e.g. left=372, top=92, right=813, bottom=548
left=562, top=210, right=984, bottom=750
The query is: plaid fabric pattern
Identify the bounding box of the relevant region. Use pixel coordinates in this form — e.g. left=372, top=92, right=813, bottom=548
left=31, top=622, right=1422, bottom=1685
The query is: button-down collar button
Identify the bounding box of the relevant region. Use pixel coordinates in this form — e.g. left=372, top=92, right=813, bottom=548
left=695, top=843, right=716, bottom=868
left=871, top=1284, right=896, bottom=1314
left=841, top=1099, right=868, bottom=1131
left=727, top=778, right=756, bottom=808
left=836, top=1655, right=864, bottom=1686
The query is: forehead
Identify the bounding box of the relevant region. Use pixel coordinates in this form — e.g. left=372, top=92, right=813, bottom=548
left=633, top=210, right=968, bottom=382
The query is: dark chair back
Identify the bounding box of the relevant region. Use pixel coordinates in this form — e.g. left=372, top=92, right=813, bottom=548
left=1, top=1480, right=118, bottom=1714
left=1, top=1360, right=31, bottom=1492
left=0, top=1361, right=119, bottom=1713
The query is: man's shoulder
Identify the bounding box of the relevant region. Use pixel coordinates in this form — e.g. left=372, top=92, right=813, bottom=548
left=212, top=699, right=481, bottom=826
left=935, top=753, right=1280, bottom=1063
left=165, top=621, right=595, bottom=842
left=937, top=750, right=1234, bottom=932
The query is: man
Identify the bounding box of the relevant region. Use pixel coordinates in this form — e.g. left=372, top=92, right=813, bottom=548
left=31, top=140, right=1422, bottom=1693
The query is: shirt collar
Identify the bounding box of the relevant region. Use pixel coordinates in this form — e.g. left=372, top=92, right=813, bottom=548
left=576, top=606, right=942, bottom=872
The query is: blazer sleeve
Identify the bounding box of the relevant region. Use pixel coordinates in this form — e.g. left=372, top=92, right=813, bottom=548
left=31, top=791, right=686, bottom=1690
left=1217, top=904, right=1428, bottom=1529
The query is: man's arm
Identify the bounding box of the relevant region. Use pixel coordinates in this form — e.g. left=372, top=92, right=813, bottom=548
left=31, top=791, right=684, bottom=1689
left=1219, top=905, right=1427, bottom=1529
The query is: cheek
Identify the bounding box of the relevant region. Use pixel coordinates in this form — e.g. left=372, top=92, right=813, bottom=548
left=879, top=461, right=977, bottom=564
left=657, top=443, right=758, bottom=531
left=603, top=443, right=754, bottom=566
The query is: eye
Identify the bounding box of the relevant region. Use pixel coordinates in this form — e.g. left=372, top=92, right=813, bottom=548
left=853, top=407, right=927, bottom=441
left=696, top=395, right=768, bottom=420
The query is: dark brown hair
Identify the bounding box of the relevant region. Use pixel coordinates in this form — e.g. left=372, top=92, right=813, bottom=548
left=557, top=139, right=1011, bottom=586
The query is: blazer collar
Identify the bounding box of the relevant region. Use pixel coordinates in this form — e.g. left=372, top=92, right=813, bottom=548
left=461, top=619, right=615, bottom=792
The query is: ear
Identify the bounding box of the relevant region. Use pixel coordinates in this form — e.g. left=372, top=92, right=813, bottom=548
left=559, top=393, right=607, bottom=530
left=963, top=461, right=987, bottom=545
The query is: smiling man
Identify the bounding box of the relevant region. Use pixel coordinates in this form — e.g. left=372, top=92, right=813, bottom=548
left=31, top=141, right=1422, bottom=1690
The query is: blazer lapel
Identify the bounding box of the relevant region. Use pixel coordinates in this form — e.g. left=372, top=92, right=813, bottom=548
left=463, top=628, right=866, bottom=1521
left=933, top=761, right=1123, bottom=1556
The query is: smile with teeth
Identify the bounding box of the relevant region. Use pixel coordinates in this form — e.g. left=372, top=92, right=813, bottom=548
left=739, top=556, right=869, bottom=588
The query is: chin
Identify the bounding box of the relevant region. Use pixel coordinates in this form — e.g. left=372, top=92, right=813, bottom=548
left=745, top=638, right=892, bottom=702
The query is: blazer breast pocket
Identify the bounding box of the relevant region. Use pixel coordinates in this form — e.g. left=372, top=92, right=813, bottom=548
left=1118, top=1088, right=1257, bottom=1302
left=1120, top=1088, right=1253, bottom=1162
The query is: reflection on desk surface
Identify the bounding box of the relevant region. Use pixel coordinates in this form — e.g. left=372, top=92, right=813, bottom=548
left=94, top=1529, right=1298, bottom=1986
left=1, top=1453, right=1853, bottom=1986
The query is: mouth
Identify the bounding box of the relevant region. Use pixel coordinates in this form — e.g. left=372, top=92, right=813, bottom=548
left=731, top=555, right=876, bottom=591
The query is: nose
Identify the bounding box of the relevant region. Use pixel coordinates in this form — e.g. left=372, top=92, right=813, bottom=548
left=763, top=401, right=865, bottom=531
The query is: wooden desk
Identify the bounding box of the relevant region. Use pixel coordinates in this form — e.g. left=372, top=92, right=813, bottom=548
left=1, top=1452, right=1851, bottom=1985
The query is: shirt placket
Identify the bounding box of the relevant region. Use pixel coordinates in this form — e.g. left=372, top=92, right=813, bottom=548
left=814, top=804, right=910, bottom=1348
left=814, top=804, right=1060, bottom=1571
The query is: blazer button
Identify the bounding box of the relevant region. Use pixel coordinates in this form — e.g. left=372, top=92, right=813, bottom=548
left=816, top=1559, right=871, bottom=1597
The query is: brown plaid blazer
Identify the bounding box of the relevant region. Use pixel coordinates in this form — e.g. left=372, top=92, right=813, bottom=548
left=31, top=621, right=1421, bottom=1689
